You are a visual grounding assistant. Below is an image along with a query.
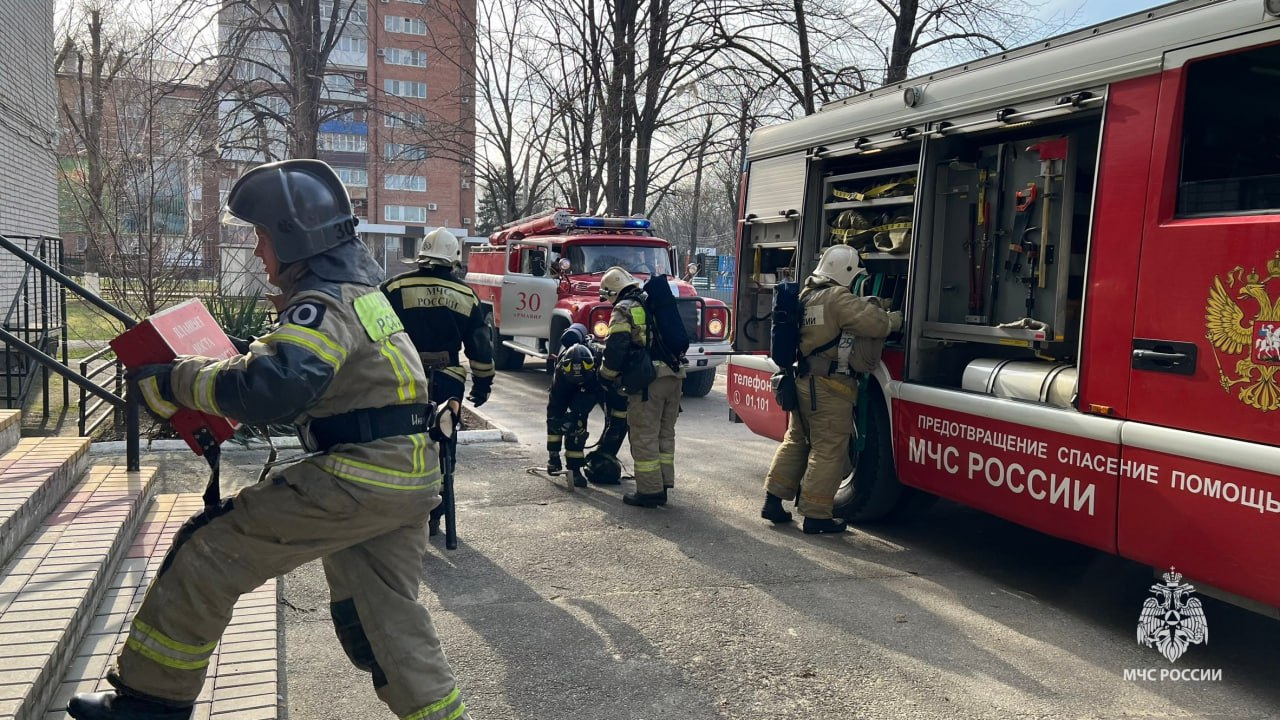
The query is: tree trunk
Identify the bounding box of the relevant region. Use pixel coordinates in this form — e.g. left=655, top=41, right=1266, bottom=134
left=793, top=0, right=816, bottom=115
left=884, top=0, right=918, bottom=85
left=288, top=0, right=323, bottom=158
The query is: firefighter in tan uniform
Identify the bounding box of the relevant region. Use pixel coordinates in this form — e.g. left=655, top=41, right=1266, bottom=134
left=761, top=245, right=902, bottom=534
left=597, top=267, right=683, bottom=507
left=68, top=159, right=469, bottom=720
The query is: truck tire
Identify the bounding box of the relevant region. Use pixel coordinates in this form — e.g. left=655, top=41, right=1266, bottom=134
left=681, top=369, right=716, bottom=397
left=487, top=307, right=524, bottom=371
left=546, top=317, right=570, bottom=375
left=832, top=384, right=911, bottom=523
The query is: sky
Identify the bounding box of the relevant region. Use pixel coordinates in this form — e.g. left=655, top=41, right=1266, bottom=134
left=1049, top=0, right=1170, bottom=25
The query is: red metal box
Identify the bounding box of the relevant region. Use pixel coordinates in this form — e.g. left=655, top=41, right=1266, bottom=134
left=109, top=299, right=240, bottom=455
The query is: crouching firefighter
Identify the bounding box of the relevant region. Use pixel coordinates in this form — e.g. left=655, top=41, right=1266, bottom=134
left=547, top=323, right=628, bottom=485
left=67, top=159, right=470, bottom=720
left=761, top=244, right=901, bottom=534
left=597, top=267, right=684, bottom=508
left=382, top=227, right=495, bottom=540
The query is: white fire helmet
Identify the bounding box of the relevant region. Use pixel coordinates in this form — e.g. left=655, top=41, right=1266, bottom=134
left=812, top=244, right=866, bottom=287
left=598, top=266, right=641, bottom=303
left=404, top=227, right=462, bottom=268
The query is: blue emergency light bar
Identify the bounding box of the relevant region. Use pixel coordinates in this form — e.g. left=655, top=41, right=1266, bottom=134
left=571, top=216, right=651, bottom=230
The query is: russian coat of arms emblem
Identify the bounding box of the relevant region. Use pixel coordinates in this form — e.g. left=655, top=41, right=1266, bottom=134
left=1204, top=250, right=1280, bottom=412
left=1137, top=568, right=1208, bottom=663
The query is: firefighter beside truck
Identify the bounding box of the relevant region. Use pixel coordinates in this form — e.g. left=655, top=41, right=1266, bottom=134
left=463, top=209, right=731, bottom=398
left=727, top=0, right=1280, bottom=615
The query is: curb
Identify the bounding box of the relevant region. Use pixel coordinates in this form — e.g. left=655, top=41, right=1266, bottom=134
left=465, top=403, right=519, bottom=443
left=89, top=426, right=511, bottom=455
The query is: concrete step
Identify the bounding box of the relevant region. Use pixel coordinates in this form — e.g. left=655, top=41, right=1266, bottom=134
left=0, top=436, right=91, bottom=574
left=43, top=494, right=281, bottom=720
left=0, top=412, right=20, bottom=457
left=0, top=465, right=157, bottom=720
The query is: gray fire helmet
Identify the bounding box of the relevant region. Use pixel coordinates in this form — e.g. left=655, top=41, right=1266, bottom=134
left=221, top=159, right=358, bottom=264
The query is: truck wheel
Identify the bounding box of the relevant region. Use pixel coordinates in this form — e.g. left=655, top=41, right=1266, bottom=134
left=487, top=307, right=523, bottom=371
left=832, top=384, right=911, bottom=523
left=547, top=317, right=569, bottom=375
left=681, top=369, right=716, bottom=397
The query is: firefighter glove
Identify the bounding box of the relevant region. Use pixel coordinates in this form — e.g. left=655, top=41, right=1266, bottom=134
left=129, top=363, right=180, bottom=420
left=887, top=311, right=904, bottom=333
left=468, top=376, right=492, bottom=407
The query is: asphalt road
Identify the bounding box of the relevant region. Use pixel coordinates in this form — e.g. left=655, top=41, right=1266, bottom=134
left=129, top=360, right=1277, bottom=719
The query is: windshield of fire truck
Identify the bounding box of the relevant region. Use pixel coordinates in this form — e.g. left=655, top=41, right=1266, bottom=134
left=566, top=244, right=672, bottom=276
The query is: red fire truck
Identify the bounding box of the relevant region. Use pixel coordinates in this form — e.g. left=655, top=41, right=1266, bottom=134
left=727, top=0, right=1280, bottom=614
left=465, top=209, right=732, bottom=396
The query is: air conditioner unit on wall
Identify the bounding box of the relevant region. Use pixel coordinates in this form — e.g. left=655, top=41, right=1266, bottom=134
left=427, top=203, right=438, bottom=211
left=376, top=49, right=385, bottom=57
left=462, top=218, right=471, bottom=226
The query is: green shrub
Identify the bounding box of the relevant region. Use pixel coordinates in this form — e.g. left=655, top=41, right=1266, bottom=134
left=208, top=294, right=272, bottom=339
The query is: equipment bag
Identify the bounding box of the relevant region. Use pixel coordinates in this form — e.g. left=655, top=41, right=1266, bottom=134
left=641, top=274, right=689, bottom=372
left=769, top=280, right=804, bottom=370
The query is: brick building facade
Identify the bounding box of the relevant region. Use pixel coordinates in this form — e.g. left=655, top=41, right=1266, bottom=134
left=0, top=0, right=59, bottom=302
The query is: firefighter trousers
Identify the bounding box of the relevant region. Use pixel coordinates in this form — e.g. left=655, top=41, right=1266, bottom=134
left=627, top=374, right=681, bottom=494
left=113, top=460, right=468, bottom=720
left=764, top=374, right=857, bottom=519
left=597, top=387, right=629, bottom=457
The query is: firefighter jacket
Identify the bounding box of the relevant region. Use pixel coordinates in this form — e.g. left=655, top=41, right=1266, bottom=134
left=167, top=264, right=439, bottom=492
left=381, top=265, right=495, bottom=389
left=799, top=277, right=893, bottom=379
left=600, top=295, right=683, bottom=386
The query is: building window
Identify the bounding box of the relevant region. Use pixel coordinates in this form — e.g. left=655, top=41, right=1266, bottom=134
left=384, top=143, right=428, bottom=161
left=385, top=205, right=427, bottom=223
left=384, top=16, right=426, bottom=35
left=400, top=0, right=427, bottom=5
left=336, top=35, right=367, bottom=54
left=385, top=174, right=427, bottom=191
left=319, top=132, right=368, bottom=153
left=384, top=111, right=426, bottom=129
left=383, top=79, right=427, bottom=98
left=324, top=74, right=361, bottom=95
left=335, top=167, right=368, bottom=187
left=321, top=3, right=367, bottom=25
left=383, top=48, right=427, bottom=67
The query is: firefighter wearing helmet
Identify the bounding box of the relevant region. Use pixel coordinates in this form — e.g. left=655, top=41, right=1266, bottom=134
left=382, top=226, right=495, bottom=536
left=761, top=244, right=902, bottom=534
left=546, top=324, right=629, bottom=486
left=68, top=160, right=470, bottom=720
left=546, top=335, right=601, bottom=487
left=597, top=266, right=684, bottom=507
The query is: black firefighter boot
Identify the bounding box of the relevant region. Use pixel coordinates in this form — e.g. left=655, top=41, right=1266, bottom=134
left=68, top=692, right=193, bottom=720
left=761, top=493, right=793, bottom=524
left=802, top=517, right=849, bottom=535
left=623, top=490, right=666, bottom=508
left=568, top=466, right=588, bottom=488
left=547, top=453, right=563, bottom=476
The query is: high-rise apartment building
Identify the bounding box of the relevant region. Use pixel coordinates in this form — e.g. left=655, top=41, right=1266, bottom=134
left=218, top=0, right=476, bottom=274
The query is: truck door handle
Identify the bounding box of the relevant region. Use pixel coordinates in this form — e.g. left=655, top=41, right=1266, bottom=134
left=1131, top=339, right=1197, bottom=376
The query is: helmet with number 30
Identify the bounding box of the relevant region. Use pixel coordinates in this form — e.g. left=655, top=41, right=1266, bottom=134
left=221, top=159, right=358, bottom=263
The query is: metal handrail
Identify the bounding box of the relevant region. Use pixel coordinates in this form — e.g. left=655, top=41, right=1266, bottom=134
left=79, top=344, right=124, bottom=439
left=0, top=233, right=139, bottom=470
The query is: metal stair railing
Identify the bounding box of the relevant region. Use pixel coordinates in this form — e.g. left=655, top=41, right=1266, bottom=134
left=0, top=233, right=140, bottom=471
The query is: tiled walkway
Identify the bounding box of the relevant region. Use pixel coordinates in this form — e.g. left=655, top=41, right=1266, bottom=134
left=40, top=494, right=280, bottom=720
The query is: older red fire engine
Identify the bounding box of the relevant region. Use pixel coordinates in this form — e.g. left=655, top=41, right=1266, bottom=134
left=728, top=0, right=1280, bottom=614
left=465, top=209, right=732, bottom=396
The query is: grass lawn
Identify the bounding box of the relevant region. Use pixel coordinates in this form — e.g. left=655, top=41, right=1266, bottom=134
left=64, top=296, right=131, bottom=344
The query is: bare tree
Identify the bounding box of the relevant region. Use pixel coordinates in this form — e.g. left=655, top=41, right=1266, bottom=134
left=214, top=0, right=365, bottom=160
left=710, top=0, right=871, bottom=115
left=471, top=0, right=560, bottom=227
left=860, top=0, right=1053, bottom=85
left=57, top=1, right=218, bottom=316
